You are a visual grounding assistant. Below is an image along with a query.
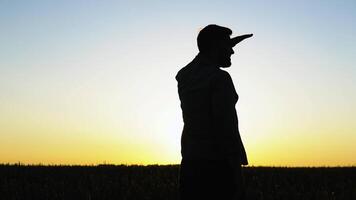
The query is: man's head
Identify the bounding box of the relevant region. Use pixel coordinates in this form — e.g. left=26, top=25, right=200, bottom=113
left=197, top=24, right=253, bottom=68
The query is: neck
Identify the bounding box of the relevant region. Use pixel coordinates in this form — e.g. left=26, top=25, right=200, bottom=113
left=198, top=52, right=219, bottom=66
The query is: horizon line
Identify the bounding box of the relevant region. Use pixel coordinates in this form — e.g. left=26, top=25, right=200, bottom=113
left=1, top=162, right=355, bottom=168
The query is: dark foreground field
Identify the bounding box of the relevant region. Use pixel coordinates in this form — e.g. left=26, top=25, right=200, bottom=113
left=1, top=164, right=355, bottom=200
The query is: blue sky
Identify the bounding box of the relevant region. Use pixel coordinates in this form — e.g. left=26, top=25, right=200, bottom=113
left=0, top=0, right=355, bottom=165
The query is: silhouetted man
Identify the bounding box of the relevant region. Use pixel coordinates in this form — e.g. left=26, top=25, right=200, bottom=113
left=176, top=24, right=253, bottom=200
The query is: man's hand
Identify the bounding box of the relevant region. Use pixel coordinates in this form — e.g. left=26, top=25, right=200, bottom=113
left=231, top=34, right=253, bottom=47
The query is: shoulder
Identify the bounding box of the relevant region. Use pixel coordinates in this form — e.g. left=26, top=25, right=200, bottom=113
left=175, top=56, right=199, bottom=81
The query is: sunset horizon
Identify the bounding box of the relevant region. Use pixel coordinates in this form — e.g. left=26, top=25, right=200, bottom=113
left=1, top=1, right=355, bottom=168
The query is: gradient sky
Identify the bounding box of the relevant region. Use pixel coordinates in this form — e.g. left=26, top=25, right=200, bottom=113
left=1, top=0, right=355, bottom=166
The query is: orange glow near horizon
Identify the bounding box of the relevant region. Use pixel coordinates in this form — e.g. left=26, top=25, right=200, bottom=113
left=1, top=1, right=356, bottom=167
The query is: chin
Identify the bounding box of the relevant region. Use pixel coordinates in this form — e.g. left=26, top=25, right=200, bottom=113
left=218, top=56, right=232, bottom=68
left=220, top=60, right=232, bottom=68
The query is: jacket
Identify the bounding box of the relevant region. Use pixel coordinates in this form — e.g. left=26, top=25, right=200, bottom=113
left=176, top=53, right=248, bottom=165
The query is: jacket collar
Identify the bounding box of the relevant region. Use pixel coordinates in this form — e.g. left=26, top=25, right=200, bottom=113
left=195, top=53, right=218, bottom=69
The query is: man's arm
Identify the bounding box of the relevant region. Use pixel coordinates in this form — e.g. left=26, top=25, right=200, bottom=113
left=211, top=70, right=237, bottom=140
left=211, top=70, right=248, bottom=164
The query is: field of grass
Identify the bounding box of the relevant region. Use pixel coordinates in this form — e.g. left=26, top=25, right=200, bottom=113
left=1, top=164, right=355, bottom=200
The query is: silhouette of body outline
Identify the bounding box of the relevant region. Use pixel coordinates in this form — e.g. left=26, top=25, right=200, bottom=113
left=176, top=24, right=252, bottom=200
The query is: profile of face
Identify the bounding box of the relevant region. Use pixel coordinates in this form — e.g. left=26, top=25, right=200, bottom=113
left=214, top=37, right=235, bottom=68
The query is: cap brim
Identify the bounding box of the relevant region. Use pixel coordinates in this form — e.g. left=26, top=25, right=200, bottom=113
left=231, top=34, right=253, bottom=47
